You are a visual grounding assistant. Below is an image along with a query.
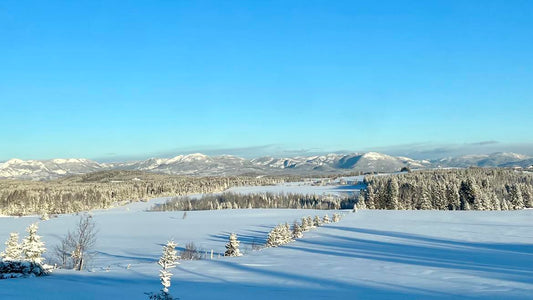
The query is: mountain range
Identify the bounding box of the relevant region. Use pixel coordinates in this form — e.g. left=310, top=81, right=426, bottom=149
left=1, top=152, right=532, bottom=180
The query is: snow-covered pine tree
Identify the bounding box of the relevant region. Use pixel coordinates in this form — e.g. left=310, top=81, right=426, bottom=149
left=281, top=223, right=293, bottom=244
left=1, top=233, right=22, bottom=261
left=508, top=184, right=524, bottom=210
left=332, top=213, right=341, bottom=223
left=266, top=224, right=293, bottom=247
left=224, top=233, right=242, bottom=257
left=292, top=221, right=303, bottom=239
left=322, top=214, right=331, bottom=224
left=307, top=216, right=315, bottom=228
left=266, top=225, right=283, bottom=247
left=151, top=240, right=180, bottom=299
left=21, top=223, right=46, bottom=264
left=301, top=217, right=310, bottom=231
left=313, top=215, right=322, bottom=227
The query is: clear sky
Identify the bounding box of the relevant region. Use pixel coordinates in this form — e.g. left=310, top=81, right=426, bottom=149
left=1, top=0, right=532, bottom=161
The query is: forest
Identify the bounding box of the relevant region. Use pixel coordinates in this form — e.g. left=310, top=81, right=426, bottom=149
left=362, top=168, right=533, bottom=210
left=0, top=171, right=299, bottom=216
left=151, top=192, right=357, bottom=211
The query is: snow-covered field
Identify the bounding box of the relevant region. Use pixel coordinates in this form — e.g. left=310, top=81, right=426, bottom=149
left=226, top=176, right=366, bottom=197
left=1, top=185, right=532, bottom=299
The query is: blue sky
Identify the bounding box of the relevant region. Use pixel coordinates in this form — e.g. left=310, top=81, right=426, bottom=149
left=1, top=0, right=532, bottom=161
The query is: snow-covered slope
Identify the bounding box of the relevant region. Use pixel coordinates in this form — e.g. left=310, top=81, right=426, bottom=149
left=0, top=205, right=531, bottom=299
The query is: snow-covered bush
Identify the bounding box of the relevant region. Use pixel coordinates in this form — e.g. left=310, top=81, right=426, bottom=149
left=1, top=233, right=22, bottom=261
left=224, top=233, right=242, bottom=257
left=0, top=260, right=50, bottom=279
left=181, top=242, right=202, bottom=260
left=148, top=240, right=180, bottom=299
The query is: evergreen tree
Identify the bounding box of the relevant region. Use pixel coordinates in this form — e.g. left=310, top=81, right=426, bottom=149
left=301, top=217, right=310, bottom=231
left=1, top=233, right=22, bottom=261
left=385, top=178, right=399, bottom=209
left=292, top=221, right=303, bottom=239
left=356, top=193, right=366, bottom=209
left=313, top=215, right=322, bottom=227
left=365, top=186, right=376, bottom=209
left=332, top=213, right=341, bottom=223
left=522, top=186, right=533, bottom=208
left=322, top=214, right=331, bottom=224
left=224, top=233, right=242, bottom=257
left=460, top=178, right=480, bottom=210
left=508, top=184, right=524, bottom=210
left=266, top=224, right=292, bottom=247
left=307, top=216, right=315, bottom=229
left=21, top=223, right=46, bottom=264
left=418, top=187, right=432, bottom=210
left=446, top=184, right=461, bottom=210
left=490, top=192, right=501, bottom=211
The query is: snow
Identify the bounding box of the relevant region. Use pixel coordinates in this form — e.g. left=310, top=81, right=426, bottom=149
left=226, top=179, right=365, bottom=197
left=0, top=186, right=532, bottom=299
left=362, top=152, right=393, bottom=161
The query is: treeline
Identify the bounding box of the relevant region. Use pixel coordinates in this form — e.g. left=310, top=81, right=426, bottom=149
left=0, top=171, right=300, bottom=216
left=361, top=168, right=533, bottom=210
left=151, top=192, right=357, bottom=211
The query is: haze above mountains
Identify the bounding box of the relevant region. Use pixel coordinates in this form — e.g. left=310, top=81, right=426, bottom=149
left=1, top=152, right=532, bottom=180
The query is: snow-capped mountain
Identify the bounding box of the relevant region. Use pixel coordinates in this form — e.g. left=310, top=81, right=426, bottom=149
left=2, top=151, right=531, bottom=180
left=114, top=153, right=265, bottom=176
left=252, top=152, right=431, bottom=173
left=434, top=152, right=532, bottom=168
left=0, top=158, right=106, bottom=180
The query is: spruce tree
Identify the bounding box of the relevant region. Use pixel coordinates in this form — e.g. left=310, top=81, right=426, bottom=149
left=21, top=223, right=46, bottom=264
left=301, top=217, right=310, bottom=231
left=1, top=232, right=22, bottom=261
left=508, top=184, right=524, bottom=210
left=322, top=214, right=331, bottom=224
left=332, top=213, right=341, bottom=223
left=224, top=233, right=242, bottom=257
left=313, top=215, right=322, bottom=227
left=292, top=221, right=303, bottom=239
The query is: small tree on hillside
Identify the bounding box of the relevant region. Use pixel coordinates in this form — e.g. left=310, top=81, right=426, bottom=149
left=301, top=217, right=310, bottom=231
left=266, top=224, right=292, bottom=247
left=306, top=216, right=315, bottom=229
left=54, top=214, right=97, bottom=271
left=313, top=215, right=322, bottom=227
left=1, top=233, right=22, bottom=261
left=21, top=223, right=46, bottom=264
left=149, top=241, right=180, bottom=300
left=224, top=233, right=242, bottom=257
left=332, top=213, right=341, bottom=223
left=292, top=221, right=303, bottom=239
left=322, top=214, right=331, bottom=224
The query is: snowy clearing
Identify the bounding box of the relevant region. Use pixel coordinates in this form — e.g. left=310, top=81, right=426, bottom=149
left=1, top=192, right=531, bottom=300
